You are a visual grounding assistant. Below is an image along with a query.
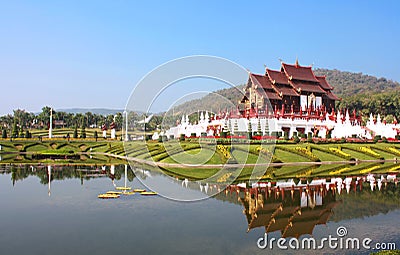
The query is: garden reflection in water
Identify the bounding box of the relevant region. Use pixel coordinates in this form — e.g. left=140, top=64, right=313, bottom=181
left=0, top=164, right=399, bottom=255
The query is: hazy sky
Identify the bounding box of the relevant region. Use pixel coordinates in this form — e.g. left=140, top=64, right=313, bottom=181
left=1, top=1, right=399, bottom=115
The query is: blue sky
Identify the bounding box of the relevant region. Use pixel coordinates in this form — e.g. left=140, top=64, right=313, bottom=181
left=0, top=1, right=399, bottom=115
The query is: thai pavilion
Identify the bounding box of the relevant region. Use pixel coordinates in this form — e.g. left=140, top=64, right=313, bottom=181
left=239, top=59, right=339, bottom=118
left=164, top=60, right=399, bottom=139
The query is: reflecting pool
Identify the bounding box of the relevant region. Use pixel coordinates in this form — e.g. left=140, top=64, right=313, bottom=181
left=0, top=164, right=399, bottom=254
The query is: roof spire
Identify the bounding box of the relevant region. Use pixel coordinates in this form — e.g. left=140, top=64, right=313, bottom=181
left=295, top=57, right=299, bottom=67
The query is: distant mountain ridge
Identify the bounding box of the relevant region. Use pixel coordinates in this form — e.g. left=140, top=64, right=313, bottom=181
left=56, top=108, right=124, bottom=115
left=313, top=68, right=400, bottom=96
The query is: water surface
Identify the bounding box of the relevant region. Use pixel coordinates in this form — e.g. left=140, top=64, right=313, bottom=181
left=0, top=164, right=399, bottom=255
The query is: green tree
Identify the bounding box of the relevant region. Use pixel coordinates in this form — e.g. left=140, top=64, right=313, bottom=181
left=73, top=126, right=78, bottom=138
left=2, top=129, right=7, bottom=139
left=114, top=112, right=123, bottom=130
left=37, top=106, right=52, bottom=129
left=19, top=126, right=25, bottom=138
left=11, top=122, right=18, bottom=138
left=80, top=125, right=86, bottom=139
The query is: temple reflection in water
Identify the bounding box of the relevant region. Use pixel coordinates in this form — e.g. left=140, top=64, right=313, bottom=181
left=220, top=174, right=399, bottom=239
left=237, top=184, right=339, bottom=238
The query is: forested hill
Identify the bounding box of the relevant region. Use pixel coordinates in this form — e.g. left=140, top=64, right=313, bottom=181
left=313, top=68, right=400, bottom=96
left=172, top=85, right=245, bottom=115
left=172, top=68, right=400, bottom=118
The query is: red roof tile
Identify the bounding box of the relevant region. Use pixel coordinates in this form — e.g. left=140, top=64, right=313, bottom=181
left=325, top=91, right=340, bottom=100
left=273, top=84, right=299, bottom=97
left=266, top=69, right=289, bottom=85
left=290, top=80, right=326, bottom=94
left=250, top=73, right=273, bottom=89
left=282, top=63, right=319, bottom=82
left=265, top=91, right=282, bottom=100
left=316, top=76, right=333, bottom=90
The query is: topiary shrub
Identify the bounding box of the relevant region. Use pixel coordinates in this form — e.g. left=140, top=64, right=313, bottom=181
left=293, top=136, right=300, bottom=143
left=283, top=131, right=289, bottom=140
left=179, top=134, right=185, bottom=141
left=73, top=127, right=78, bottom=138
left=2, top=129, right=7, bottom=139
left=373, top=135, right=381, bottom=143
left=80, top=126, right=86, bottom=139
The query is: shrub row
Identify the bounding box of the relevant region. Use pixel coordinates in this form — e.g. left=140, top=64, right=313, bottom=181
left=277, top=146, right=320, bottom=162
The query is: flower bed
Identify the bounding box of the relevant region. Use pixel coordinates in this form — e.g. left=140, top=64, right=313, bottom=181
left=217, top=172, right=232, bottom=183
left=329, top=167, right=350, bottom=175
left=358, top=146, right=381, bottom=158
left=217, top=145, right=231, bottom=159
left=255, top=146, right=281, bottom=163
left=359, top=165, right=381, bottom=174
left=277, top=146, right=320, bottom=162
left=386, top=147, right=400, bottom=157
left=329, top=148, right=352, bottom=159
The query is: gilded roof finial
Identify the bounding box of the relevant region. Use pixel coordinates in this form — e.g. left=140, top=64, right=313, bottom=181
left=295, top=57, right=299, bottom=67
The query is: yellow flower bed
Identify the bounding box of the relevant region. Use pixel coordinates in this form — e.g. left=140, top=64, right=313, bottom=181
left=388, top=165, right=400, bottom=172
left=256, top=146, right=271, bottom=155
left=296, top=169, right=313, bottom=178
left=359, top=147, right=380, bottom=158
left=329, top=167, right=350, bottom=175
left=217, top=145, right=231, bottom=159
left=329, top=148, right=351, bottom=158
left=388, top=147, right=400, bottom=156
left=359, top=165, right=381, bottom=174
left=295, top=147, right=319, bottom=161
left=217, top=172, right=232, bottom=183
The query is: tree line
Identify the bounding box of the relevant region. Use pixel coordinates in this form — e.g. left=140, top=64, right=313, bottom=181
left=0, top=106, right=143, bottom=138
left=337, top=90, right=400, bottom=123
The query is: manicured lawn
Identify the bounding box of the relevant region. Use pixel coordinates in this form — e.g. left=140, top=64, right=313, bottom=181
left=274, top=147, right=312, bottom=162
left=311, top=149, right=343, bottom=161
left=2, top=139, right=400, bottom=181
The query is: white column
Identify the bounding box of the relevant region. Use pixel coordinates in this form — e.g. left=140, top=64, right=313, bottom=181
left=48, top=165, right=52, bottom=197
left=124, top=111, right=129, bottom=141
left=124, top=164, right=128, bottom=188
left=49, top=108, right=53, bottom=138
